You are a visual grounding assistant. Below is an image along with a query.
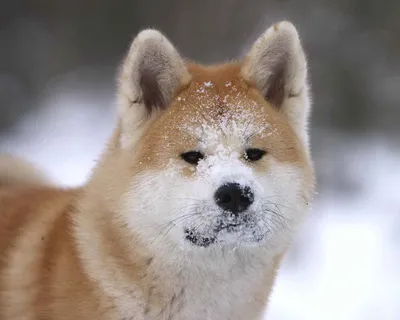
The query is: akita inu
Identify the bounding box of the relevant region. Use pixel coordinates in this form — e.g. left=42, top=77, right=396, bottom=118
left=0, top=21, right=315, bottom=319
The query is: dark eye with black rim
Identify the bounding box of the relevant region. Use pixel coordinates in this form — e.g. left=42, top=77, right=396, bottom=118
left=181, top=151, right=204, bottom=165
left=244, top=148, right=266, bottom=162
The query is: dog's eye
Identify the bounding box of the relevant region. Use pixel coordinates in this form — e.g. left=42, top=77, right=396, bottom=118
left=181, top=151, right=204, bottom=165
left=244, top=148, right=266, bottom=162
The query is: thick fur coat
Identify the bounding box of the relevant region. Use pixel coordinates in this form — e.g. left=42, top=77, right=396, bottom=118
left=0, top=21, right=315, bottom=320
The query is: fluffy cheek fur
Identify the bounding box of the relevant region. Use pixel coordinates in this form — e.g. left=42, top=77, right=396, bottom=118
left=255, top=159, right=310, bottom=252
left=119, top=158, right=309, bottom=255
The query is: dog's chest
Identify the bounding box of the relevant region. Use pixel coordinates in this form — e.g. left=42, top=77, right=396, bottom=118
left=174, top=279, right=255, bottom=319
left=142, top=261, right=269, bottom=320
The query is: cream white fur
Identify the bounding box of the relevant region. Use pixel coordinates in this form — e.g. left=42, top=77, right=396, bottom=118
left=122, top=162, right=307, bottom=254
left=112, top=153, right=308, bottom=319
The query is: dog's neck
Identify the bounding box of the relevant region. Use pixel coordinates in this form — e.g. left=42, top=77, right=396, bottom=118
left=74, top=196, right=282, bottom=320
left=141, top=248, right=280, bottom=320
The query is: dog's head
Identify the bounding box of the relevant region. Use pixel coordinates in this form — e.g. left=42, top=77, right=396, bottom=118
left=111, top=22, right=314, bottom=252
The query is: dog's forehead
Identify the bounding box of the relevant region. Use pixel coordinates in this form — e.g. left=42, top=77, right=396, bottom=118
left=142, top=63, right=304, bottom=166
left=177, top=63, right=261, bottom=116
left=168, top=64, right=271, bottom=143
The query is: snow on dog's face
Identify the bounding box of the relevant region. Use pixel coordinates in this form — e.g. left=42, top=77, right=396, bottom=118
left=116, top=22, right=314, bottom=251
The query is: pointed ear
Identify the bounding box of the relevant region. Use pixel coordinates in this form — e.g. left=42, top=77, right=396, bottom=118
left=116, top=29, right=190, bottom=146
left=241, top=21, right=311, bottom=146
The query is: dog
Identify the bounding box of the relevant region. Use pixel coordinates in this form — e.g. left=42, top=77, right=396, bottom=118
left=0, top=21, right=315, bottom=319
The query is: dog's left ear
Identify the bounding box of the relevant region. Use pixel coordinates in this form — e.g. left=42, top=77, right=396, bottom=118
left=116, top=29, right=190, bottom=147
left=241, top=21, right=311, bottom=146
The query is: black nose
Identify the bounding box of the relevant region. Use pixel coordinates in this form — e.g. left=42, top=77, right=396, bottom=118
left=214, top=183, right=254, bottom=215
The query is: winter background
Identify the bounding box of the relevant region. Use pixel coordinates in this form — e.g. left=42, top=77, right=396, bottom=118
left=1, top=1, right=399, bottom=319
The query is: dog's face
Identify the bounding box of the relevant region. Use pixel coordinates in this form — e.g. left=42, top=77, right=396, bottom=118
left=116, top=22, right=314, bottom=252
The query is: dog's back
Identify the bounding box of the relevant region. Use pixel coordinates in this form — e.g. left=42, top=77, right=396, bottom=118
left=0, top=154, right=52, bottom=256
left=0, top=155, right=51, bottom=188
left=0, top=154, right=54, bottom=258
left=0, top=157, right=105, bottom=319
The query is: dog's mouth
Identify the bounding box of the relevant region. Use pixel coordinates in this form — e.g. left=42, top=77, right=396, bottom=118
left=184, top=229, right=216, bottom=247
left=184, top=220, right=264, bottom=248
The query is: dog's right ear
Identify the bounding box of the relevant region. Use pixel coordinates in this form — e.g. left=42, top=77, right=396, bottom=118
left=116, top=30, right=190, bottom=147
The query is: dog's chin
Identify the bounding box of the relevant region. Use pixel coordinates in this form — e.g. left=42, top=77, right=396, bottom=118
left=184, top=223, right=267, bottom=248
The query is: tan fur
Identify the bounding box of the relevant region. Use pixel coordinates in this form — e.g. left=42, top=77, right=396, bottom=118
left=0, top=155, right=50, bottom=187
left=0, top=21, right=314, bottom=320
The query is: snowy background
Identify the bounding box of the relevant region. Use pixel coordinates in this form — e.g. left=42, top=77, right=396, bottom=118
left=1, top=74, right=399, bottom=320
left=1, top=1, right=400, bottom=319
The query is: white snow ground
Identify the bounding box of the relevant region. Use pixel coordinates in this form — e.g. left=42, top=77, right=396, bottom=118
left=1, top=84, right=399, bottom=320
